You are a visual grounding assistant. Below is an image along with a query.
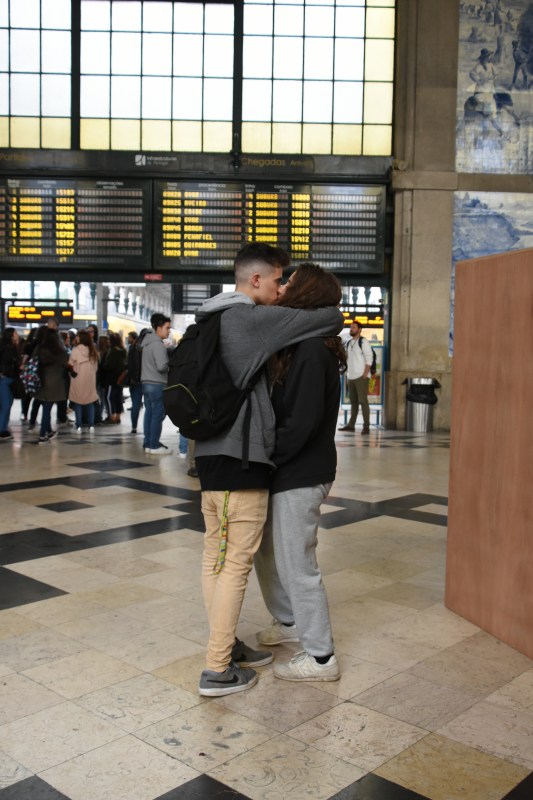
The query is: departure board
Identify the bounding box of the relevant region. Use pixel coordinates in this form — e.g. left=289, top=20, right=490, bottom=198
left=0, top=178, right=151, bottom=268
left=154, top=181, right=385, bottom=272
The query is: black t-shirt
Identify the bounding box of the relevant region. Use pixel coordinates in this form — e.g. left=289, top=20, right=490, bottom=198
left=196, top=455, right=271, bottom=491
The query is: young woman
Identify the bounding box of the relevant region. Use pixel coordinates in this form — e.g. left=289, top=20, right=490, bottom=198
left=34, top=327, right=68, bottom=443
left=0, top=327, right=21, bottom=440
left=100, top=332, right=127, bottom=424
left=68, top=329, right=99, bottom=432
left=255, top=263, right=346, bottom=682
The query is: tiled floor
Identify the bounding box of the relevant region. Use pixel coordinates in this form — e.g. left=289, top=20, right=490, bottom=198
left=0, top=410, right=532, bottom=800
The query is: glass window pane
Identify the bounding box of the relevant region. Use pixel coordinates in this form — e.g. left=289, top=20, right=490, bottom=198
left=172, top=120, right=201, bottom=151
left=333, top=81, right=363, bottom=123
left=0, top=0, right=8, bottom=27
left=242, top=79, right=272, bottom=121
left=333, top=123, right=362, bottom=155
left=335, top=38, right=364, bottom=80
left=81, top=75, right=110, bottom=117
left=304, top=39, right=333, bottom=80
left=173, top=77, right=202, bottom=119
left=302, top=123, right=331, bottom=153
left=336, top=0, right=364, bottom=5
left=363, top=81, right=392, bottom=123
left=112, top=1, right=141, bottom=31
left=365, top=39, right=394, bottom=81
left=42, top=32, right=71, bottom=74
left=0, top=117, right=8, bottom=147
left=274, top=38, right=302, bottom=79
left=143, top=33, right=172, bottom=75
left=81, top=32, right=110, bottom=74
left=11, top=117, right=40, bottom=147
left=111, top=118, right=140, bottom=149
left=204, top=35, right=234, bottom=78
left=273, top=80, right=302, bottom=122
left=142, top=119, right=171, bottom=149
left=41, top=117, right=70, bottom=147
left=11, top=74, right=40, bottom=115
left=11, top=0, right=40, bottom=28
left=366, top=8, right=395, bottom=38
left=111, top=75, right=140, bottom=117
left=203, top=78, right=232, bottom=120
left=142, top=76, right=171, bottom=119
left=335, top=7, right=365, bottom=37
left=111, top=32, right=141, bottom=75
left=81, top=0, right=110, bottom=31
left=205, top=5, right=234, bottom=34
left=362, top=123, right=391, bottom=155
left=42, top=0, right=71, bottom=30
left=242, top=121, right=272, bottom=152
left=41, top=75, right=70, bottom=116
left=0, top=31, right=8, bottom=71
left=203, top=121, right=231, bottom=152
left=174, top=4, right=203, bottom=34
left=305, top=7, right=334, bottom=37
left=274, top=6, right=303, bottom=36
left=303, top=81, right=332, bottom=122
left=368, top=0, right=395, bottom=7
left=243, top=37, right=273, bottom=79
left=272, top=122, right=301, bottom=153
left=80, top=118, right=110, bottom=149
left=173, top=34, right=203, bottom=76
left=244, top=5, right=273, bottom=35
left=11, top=31, right=40, bottom=72
left=143, top=2, right=172, bottom=32
left=0, top=74, right=8, bottom=114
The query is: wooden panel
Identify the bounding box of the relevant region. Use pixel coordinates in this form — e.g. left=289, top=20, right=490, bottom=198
left=445, top=248, right=533, bottom=659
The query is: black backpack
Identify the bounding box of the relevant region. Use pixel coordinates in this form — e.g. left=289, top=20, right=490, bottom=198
left=163, top=311, right=257, bottom=466
left=358, top=336, right=377, bottom=375
left=127, top=331, right=146, bottom=385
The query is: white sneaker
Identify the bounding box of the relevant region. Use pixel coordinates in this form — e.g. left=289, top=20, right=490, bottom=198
left=148, top=446, right=171, bottom=455
left=75, top=427, right=82, bottom=433
left=88, top=426, right=95, bottom=432
left=257, top=619, right=300, bottom=646
left=274, top=651, right=340, bottom=682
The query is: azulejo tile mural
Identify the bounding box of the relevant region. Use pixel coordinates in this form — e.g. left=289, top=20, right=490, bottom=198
left=456, top=0, right=533, bottom=174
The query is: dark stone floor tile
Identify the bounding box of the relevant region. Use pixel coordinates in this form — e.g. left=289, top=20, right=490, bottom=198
left=0, top=777, right=71, bottom=799
left=38, top=501, right=93, bottom=512
left=155, top=774, right=252, bottom=799
left=502, top=772, right=533, bottom=799
left=329, top=773, right=431, bottom=799
left=67, top=459, right=151, bottom=471
left=0, top=567, right=66, bottom=610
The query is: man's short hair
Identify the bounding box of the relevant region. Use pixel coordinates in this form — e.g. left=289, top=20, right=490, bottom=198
left=151, top=313, right=171, bottom=330
left=234, top=242, right=290, bottom=283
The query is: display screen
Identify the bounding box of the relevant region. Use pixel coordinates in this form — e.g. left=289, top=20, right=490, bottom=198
left=7, top=304, right=73, bottom=324
left=154, top=181, right=385, bottom=272
left=0, top=178, right=152, bottom=268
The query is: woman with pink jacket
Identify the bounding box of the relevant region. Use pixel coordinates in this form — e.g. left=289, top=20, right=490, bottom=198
left=69, top=329, right=99, bottom=432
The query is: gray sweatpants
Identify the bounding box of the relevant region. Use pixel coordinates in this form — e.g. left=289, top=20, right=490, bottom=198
left=254, top=483, right=334, bottom=657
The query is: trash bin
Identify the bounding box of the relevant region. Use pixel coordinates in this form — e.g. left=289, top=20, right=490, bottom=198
left=403, top=377, right=441, bottom=432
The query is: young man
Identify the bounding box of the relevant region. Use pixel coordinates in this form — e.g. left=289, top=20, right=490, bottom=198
left=141, top=313, right=171, bottom=455
left=338, top=320, right=373, bottom=434
left=194, top=242, right=344, bottom=697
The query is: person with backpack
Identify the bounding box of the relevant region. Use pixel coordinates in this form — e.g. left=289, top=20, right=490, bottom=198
left=141, top=314, right=171, bottom=454
left=126, top=330, right=145, bottom=435
left=192, top=242, right=344, bottom=698
left=338, top=319, right=374, bottom=434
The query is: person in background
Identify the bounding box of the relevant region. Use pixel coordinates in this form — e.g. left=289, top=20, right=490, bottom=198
left=255, top=263, right=346, bottom=682
left=126, top=330, right=144, bottom=434
left=87, top=324, right=99, bottom=345
left=140, top=313, right=171, bottom=455
left=34, top=327, right=68, bottom=443
left=68, top=329, right=99, bottom=432
left=0, top=327, right=21, bottom=441
left=338, top=320, right=373, bottom=435
left=101, top=332, right=127, bottom=424
left=20, top=327, right=39, bottom=423
left=27, top=325, right=47, bottom=431
left=96, top=334, right=111, bottom=421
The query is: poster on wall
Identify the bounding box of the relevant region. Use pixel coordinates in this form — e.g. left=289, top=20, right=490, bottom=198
left=456, top=1, right=533, bottom=173
left=450, top=191, right=533, bottom=353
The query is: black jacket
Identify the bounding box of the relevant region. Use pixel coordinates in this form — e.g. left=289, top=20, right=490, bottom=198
left=271, top=337, right=340, bottom=495
left=0, top=344, right=19, bottom=378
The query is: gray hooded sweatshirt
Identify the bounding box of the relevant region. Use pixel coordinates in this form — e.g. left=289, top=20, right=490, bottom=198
left=140, top=329, right=169, bottom=384
left=194, top=291, right=344, bottom=466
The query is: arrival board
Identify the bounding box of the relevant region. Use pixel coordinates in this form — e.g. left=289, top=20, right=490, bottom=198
left=154, top=181, right=385, bottom=272
left=0, top=178, right=151, bottom=268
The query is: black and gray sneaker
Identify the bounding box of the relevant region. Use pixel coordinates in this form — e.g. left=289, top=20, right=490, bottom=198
left=198, top=661, right=258, bottom=697
left=231, top=638, right=273, bottom=667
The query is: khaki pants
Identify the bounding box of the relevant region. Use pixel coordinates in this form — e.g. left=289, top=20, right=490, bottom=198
left=201, top=488, right=269, bottom=671
left=347, top=376, right=370, bottom=428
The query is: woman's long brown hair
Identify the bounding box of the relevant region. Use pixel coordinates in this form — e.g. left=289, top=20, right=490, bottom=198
left=78, top=329, right=99, bottom=362
left=270, top=262, right=347, bottom=385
